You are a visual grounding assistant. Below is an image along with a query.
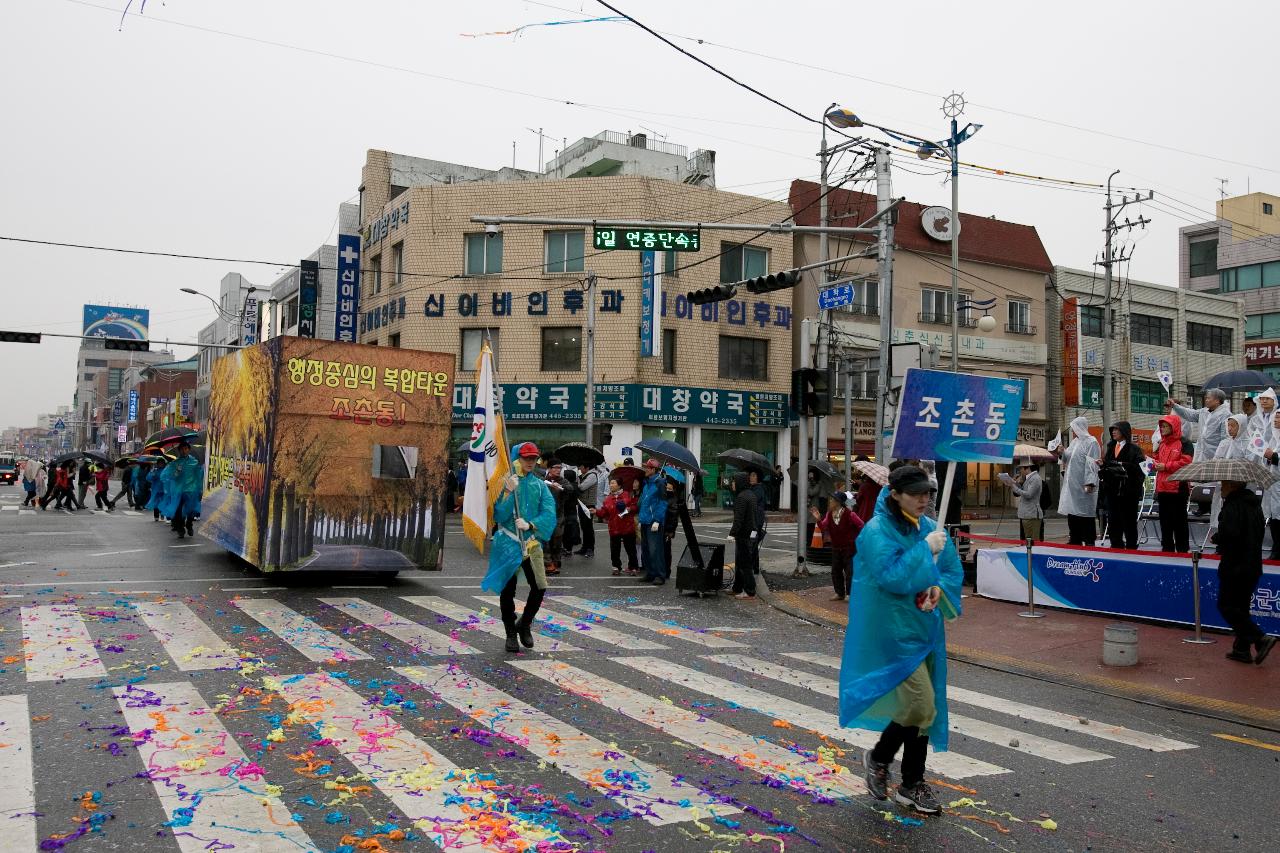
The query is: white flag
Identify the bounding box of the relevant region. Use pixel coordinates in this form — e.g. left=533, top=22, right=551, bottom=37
left=1046, top=430, right=1063, bottom=452
left=462, top=343, right=510, bottom=554
left=1157, top=370, right=1172, bottom=392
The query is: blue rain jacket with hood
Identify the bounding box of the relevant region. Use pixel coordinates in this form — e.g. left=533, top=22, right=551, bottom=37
left=839, top=488, right=963, bottom=750
left=145, top=465, right=166, bottom=512
left=159, top=454, right=203, bottom=519
left=481, top=445, right=558, bottom=594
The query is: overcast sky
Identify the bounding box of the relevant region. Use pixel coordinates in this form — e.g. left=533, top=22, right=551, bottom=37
left=3, top=0, right=1277, bottom=428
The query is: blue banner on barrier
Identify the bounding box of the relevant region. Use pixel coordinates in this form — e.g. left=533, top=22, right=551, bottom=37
left=892, top=368, right=1024, bottom=463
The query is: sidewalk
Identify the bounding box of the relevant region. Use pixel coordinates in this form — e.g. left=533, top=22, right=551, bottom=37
left=765, top=580, right=1280, bottom=730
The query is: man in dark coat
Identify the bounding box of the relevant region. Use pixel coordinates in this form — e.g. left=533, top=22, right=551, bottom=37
left=1212, top=479, right=1276, bottom=664
left=729, top=472, right=760, bottom=599
left=1099, top=421, right=1147, bottom=550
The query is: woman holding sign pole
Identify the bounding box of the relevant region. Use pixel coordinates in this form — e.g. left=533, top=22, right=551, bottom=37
left=1055, top=416, right=1100, bottom=546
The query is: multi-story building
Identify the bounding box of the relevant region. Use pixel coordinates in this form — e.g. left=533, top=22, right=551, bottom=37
left=356, top=146, right=791, bottom=509
left=73, top=304, right=172, bottom=448
left=261, top=204, right=358, bottom=343
left=1048, top=266, right=1245, bottom=450
left=788, top=180, right=1053, bottom=508
left=193, top=273, right=260, bottom=424
left=1178, top=191, right=1280, bottom=383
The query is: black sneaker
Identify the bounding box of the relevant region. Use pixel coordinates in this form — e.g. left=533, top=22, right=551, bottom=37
left=1226, top=650, right=1254, bottom=663
left=504, top=631, right=520, bottom=653
left=1255, top=636, right=1277, bottom=665
left=863, top=749, right=890, bottom=801
left=894, top=782, right=941, bottom=815
left=517, top=621, right=535, bottom=649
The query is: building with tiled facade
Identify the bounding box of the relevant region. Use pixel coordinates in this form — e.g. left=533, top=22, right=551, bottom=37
left=355, top=149, right=794, bottom=509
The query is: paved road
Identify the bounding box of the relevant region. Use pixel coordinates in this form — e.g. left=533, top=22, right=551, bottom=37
left=0, top=489, right=1274, bottom=851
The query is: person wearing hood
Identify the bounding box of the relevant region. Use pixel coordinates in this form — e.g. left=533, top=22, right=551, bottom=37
left=1252, top=388, right=1278, bottom=443
left=1169, top=388, right=1231, bottom=462
left=729, top=472, right=762, bottom=599
left=1208, top=412, right=1260, bottom=531
left=1098, top=421, right=1147, bottom=550
left=1212, top=478, right=1276, bottom=664
left=1261, top=409, right=1280, bottom=559
left=1055, top=416, right=1100, bottom=545
left=1152, top=413, right=1194, bottom=552
left=842, top=465, right=962, bottom=816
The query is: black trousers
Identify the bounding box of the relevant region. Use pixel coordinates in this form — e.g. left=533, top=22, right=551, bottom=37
left=609, top=533, right=638, bottom=570
left=1066, top=514, right=1096, bottom=546
left=1269, top=519, right=1280, bottom=561
left=1156, top=493, right=1190, bottom=553
left=94, top=488, right=110, bottom=509
left=871, top=721, right=930, bottom=788
left=1108, top=495, right=1140, bottom=550
left=499, top=558, right=545, bottom=631
left=831, top=547, right=853, bottom=597
left=171, top=505, right=192, bottom=532
left=732, top=536, right=758, bottom=595
left=577, top=506, right=596, bottom=552
left=1218, top=570, right=1264, bottom=654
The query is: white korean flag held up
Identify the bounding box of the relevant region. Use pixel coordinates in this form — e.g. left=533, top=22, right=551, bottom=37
left=1157, top=370, right=1173, bottom=393
left=462, top=344, right=510, bottom=554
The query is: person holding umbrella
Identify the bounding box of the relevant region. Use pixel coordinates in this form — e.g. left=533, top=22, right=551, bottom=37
left=93, top=464, right=113, bottom=511
left=637, top=458, right=671, bottom=585
left=1006, top=460, right=1044, bottom=542
left=730, top=472, right=762, bottom=599
left=163, top=441, right=202, bottom=538
left=146, top=459, right=166, bottom=521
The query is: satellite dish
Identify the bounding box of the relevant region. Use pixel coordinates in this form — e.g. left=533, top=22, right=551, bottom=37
left=921, top=206, right=959, bottom=242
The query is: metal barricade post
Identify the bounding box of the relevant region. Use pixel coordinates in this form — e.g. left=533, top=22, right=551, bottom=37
left=1182, top=548, right=1215, bottom=644
left=1018, top=537, right=1044, bottom=619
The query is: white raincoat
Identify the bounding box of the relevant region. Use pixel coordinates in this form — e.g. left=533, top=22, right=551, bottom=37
left=1057, top=416, right=1100, bottom=518
left=1209, top=413, right=1259, bottom=528
left=1172, top=400, right=1232, bottom=462
left=1263, top=411, right=1280, bottom=521
left=1250, top=388, right=1278, bottom=444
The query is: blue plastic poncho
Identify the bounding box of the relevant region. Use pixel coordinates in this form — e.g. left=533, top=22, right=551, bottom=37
left=480, top=448, right=557, bottom=594
left=839, top=488, right=963, bottom=750
left=145, top=466, right=166, bottom=512
left=159, top=454, right=203, bottom=519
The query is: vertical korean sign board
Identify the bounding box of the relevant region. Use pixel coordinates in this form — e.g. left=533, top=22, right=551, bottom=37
left=241, top=296, right=259, bottom=346
left=639, top=251, right=661, bottom=358
left=127, top=390, right=138, bottom=424
left=298, top=259, right=319, bottom=338
left=1061, top=297, right=1080, bottom=407
left=892, top=368, right=1025, bottom=464
left=334, top=234, right=361, bottom=343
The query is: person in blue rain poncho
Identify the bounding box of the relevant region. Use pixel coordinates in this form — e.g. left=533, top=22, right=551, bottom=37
left=145, top=460, right=166, bottom=521
left=481, top=442, right=558, bottom=653
left=161, top=442, right=203, bottom=539
left=840, top=464, right=963, bottom=816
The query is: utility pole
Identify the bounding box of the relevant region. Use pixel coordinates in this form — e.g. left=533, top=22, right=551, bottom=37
left=873, top=146, right=895, bottom=462
left=584, top=271, right=597, bottom=444
left=815, top=108, right=833, bottom=461
left=844, top=357, right=854, bottom=485
left=796, top=318, right=810, bottom=574
left=1100, top=171, right=1154, bottom=427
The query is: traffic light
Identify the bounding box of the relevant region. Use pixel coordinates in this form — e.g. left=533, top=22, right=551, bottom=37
left=0, top=330, right=41, bottom=344
left=791, top=367, right=834, bottom=417
left=745, top=269, right=802, bottom=294
left=687, top=284, right=737, bottom=305
left=103, top=338, right=150, bottom=352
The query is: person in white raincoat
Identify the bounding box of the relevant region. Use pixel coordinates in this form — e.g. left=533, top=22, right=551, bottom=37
left=1169, top=388, right=1232, bottom=462
left=1208, top=413, right=1260, bottom=531
left=1055, top=416, right=1100, bottom=545
left=1250, top=388, right=1278, bottom=443
left=1261, top=409, right=1280, bottom=559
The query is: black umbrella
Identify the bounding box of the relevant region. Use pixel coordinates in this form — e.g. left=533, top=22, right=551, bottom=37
left=789, top=459, right=840, bottom=482
left=635, top=438, right=703, bottom=474
left=52, top=451, right=81, bottom=466
left=114, top=454, right=139, bottom=469
left=143, top=426, right=200, bottom=452
left=553, top=442, right=605, bottom=468
left=1199, top=369, right=1277, bottom=393
left=82, top=451, right=112, bottom=466
left=717, top=448, right=772, bottom=474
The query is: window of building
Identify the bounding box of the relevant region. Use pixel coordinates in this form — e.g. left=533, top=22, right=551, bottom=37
left=849, top=358, right=879, bottom=399
left=544, top=230, right=585, bottom=274
left=1220, top=261, right=1280, bottom=292
left=1007, top=300, right=1032, bottom=334
left=285, top=297, right=299, bottom=329
left=1131, top=379, right=1166, bottom=414
left=464, top=233, right=503, bottom=276
left=391, top=243, right=404, bottom=286
left=83, top=358, right=108, bottom=367
left=919, top=288, right=952, bottom=324
left=1265, top=202, right=1274, bottom=215
left=1246, top=312, right=1280, bottom=339
left=1007, top=375, right=1032, bottom=409
left=83, top=372, right=94, bottom=381
left=1189, top=240, right=1218, bottom=277
left=107, top=368, right=123, bottom=396
left=1130, top=313, right=1172, bottom=347
left=1187, top=384, right=1202, bottom=405
left=838, top=279, right=878, bottom=316
left=719, top=243, right=768, bottom=283
left=1082, top=375, right=1103, bottom=409
left=370, top=253, right=382, bottom=295
left=1187, top=321, right=1232, bottom=354
left=718, top=335, right=768, bottom=381
left=460, top=328, right=498, bottom=371
left=662, top=249, right=679, bottom=278
left=1080, top=304, right=1106, bottom=337
left=541, top=327, right=581, bottom=372
left=662, top=328, right=676, bottom=374
left=388, top=333, right=401, bottom=348
left=368, top=339, right=378, bottom=347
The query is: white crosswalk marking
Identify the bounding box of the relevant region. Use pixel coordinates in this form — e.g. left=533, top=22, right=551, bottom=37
left=782, top=652, right=1195, bottom=753
left=0, top=506, right=17, bottom=511
left=616, top=656, right=1007, bottom=779
left=133, top=601, right=240, bottom=670
left=231, top=599, right=370, bottom=662
left=727, top=654, right=1111, bottom=764
left=400, top=595, right=581, bottom=652
left=319, top=597, right=479, bottom=657
left=473, top=595, right=668, bottom=650
left=115, top=681, right=315, bottom=852
left=513, top=659, right=866, bottom=799
left=20, top=604, right=108, bottom=681
left=397, top=664, right=734, bottom=825
left=0, top=695, right=36, bottom=848
left=551, top=595, right=748, bottom=648
left=275, top=672, right=571, bottom=851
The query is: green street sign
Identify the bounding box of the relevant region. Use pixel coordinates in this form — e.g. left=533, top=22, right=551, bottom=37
left=593, top=227, right=701, bottom=252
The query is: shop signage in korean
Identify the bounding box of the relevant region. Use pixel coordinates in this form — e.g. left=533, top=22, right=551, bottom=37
left=127, top=390, right=138, bottom=423
left=335, top=234, right=362, bottom=343
left=362, top=201, right=409, bottom=249
left=889, top=327, right=1044, bottom=366
left=117, top=425, right=127, bottom=444
left=1245, top=340, right=1280, bottom=365
left=298, top=259, right=319, bottom=339
left=892, top=368, right=1025, bottom=463
left=1062, top=296, right=1079, bottom=406
left=242, top=296, right=259, bottom=346
left=593, top=227, right=700, bottom=252
left=640, top=250, right=659, bottom=357
left=112, top=400, right=123, bottom=424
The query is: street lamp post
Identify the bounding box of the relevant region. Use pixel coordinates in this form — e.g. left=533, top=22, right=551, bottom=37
left=180, top=286, right=260, bottom=352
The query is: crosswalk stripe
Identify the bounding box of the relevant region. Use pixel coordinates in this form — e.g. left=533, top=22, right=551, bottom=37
left=473, top=595, right=668, bottom=650
left=551, top=595, right=748, bottom=649
left=115, top=681, right=314, bottom=852
left=20, top=604, right=108, bottom=681
left=319, top=597, right=479, bottom=657
left=231, top=599, right=370, bottom=662
left=725, top=654, right=1110, bottom=765
left=397, top=664, right=733, bottom=825
left=275, top=672, right=571, bottom=851
left=783, top=652, right=1194, bottom=752
left=0, top=695, right=36, bottom=848
left=133, top=601, right=241, bottom=671
left=400, top=595, right=582, bottom=652
left=617, top=656, right=1007, bottom=779
left=513, top=659, right=866, bottom=799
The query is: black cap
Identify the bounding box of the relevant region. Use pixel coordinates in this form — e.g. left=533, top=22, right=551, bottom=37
left=888, top=464, right=933, bottom=495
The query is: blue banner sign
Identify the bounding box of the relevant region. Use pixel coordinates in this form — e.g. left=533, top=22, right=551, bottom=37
left=335, top=234, right=361, bottom=343
left=298, top=259, right=319, bottom=339
left=818, top=282, right=854, bottom=310
left=640, top=250, right=657, bottom=357
left=127, top=390, right=138, bottom=424
left=892, top=368, right=1024, bottom=463
left=112, top=400, right=123, bottom=424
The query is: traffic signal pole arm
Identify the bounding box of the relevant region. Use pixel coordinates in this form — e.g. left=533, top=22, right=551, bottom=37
left=469, top=215, right=880, bottom=236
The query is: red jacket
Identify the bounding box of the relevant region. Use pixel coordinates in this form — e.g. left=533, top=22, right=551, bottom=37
left=55, top=468, right=71, bottom=489
left=818, top=506, right=864, bottom=551
left=595, top=490, right=638, bottom=536
left=1154, top=413, right=1193, bottom=493
left=94, top=468, right=111, bottom=490
left=852, top=482, right=881, bottom=523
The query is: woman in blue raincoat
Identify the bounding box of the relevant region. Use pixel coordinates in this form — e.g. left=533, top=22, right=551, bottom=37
left=840, top=464, right=962, bottom=816
left=145, top=460, right=167, bottom=521
left=162, top=441, right=203, bottom=539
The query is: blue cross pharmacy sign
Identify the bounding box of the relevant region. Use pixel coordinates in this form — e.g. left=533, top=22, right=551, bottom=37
left=892, top=368, right=1024, bottom=464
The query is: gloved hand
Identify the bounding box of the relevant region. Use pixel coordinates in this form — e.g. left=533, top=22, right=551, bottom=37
left=505, top=476, right=519, bottom=493
left=925, top=530, right=947, bottom=555
left=515, top=518, right=531, bottom=531
left=650, top=522, right=660, bottom=532
left=749, top=530, right=758, bottom=539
